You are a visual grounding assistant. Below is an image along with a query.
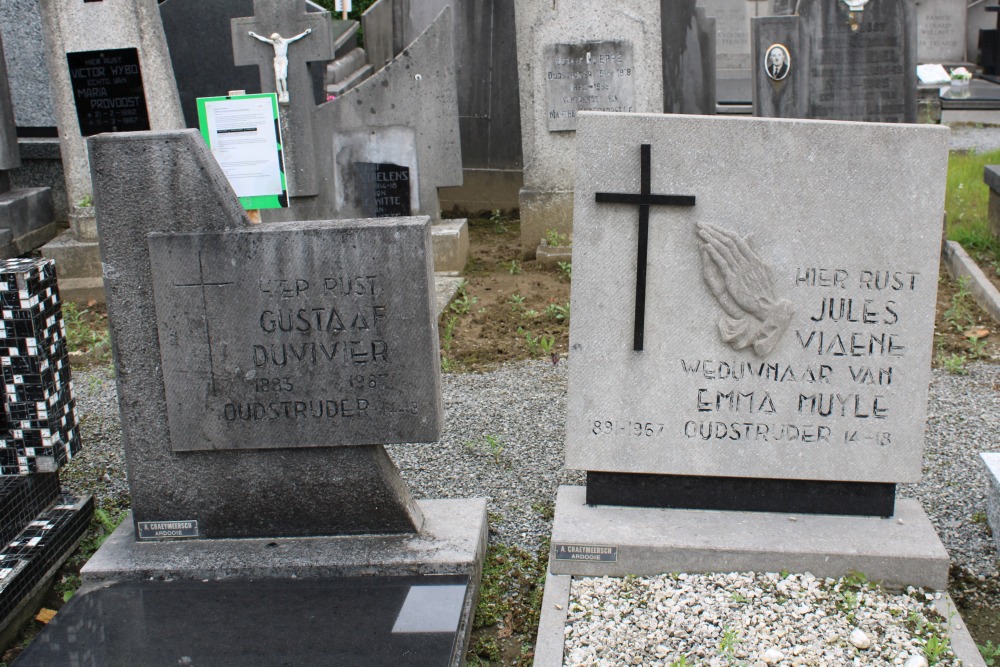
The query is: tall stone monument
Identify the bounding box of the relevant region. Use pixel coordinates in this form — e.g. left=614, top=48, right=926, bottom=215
left=14, top=130, right=486, bottom=666
left=37, top=0, right=184, bottom=302
left=753, top=0, right=917, bottom=122
left=514, top=0, right=665, bottom=259
left=549, top=111, right=949, bottom=592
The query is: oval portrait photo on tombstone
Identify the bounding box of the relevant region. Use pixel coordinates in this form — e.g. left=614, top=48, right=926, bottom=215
left=764, top=43, right=790, bottom=82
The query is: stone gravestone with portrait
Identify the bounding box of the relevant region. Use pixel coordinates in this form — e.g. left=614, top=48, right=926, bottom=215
left=752, top=0, right=917, bottom=122
left=14, top=130, right=486, bottom=667
left=37, top=0, right=184, bottom=303
left=548, top=112, right=950, bottom=593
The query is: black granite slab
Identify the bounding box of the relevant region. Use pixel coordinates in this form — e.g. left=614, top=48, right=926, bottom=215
left=587, top=472, right=896, bottom=517
left=16, top=574, right=471, bottom=667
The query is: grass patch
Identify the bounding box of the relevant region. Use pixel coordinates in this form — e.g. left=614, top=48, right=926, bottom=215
left=946, top=149, right=1000, bottom=264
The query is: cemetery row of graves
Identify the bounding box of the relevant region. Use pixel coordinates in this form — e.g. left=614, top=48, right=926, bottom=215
left=2, top=0, right=1000, bottom=665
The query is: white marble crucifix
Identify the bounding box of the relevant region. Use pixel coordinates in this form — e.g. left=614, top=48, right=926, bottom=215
left=231, top=0, right=338, bottom=198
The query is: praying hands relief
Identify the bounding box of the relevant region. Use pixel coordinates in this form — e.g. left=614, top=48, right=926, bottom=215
left=697, top=222, right=794, bottom=357
left=247, top=28, right=313, bottom=103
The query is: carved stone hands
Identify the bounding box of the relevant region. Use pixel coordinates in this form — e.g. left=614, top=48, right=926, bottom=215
left=697, top=222, right=794, bottom=356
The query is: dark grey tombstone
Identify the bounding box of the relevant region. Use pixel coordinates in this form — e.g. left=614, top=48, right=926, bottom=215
left=662, top=1, right=717, bottom=114
left=91, top=129, right=435, bottom=538
left=159, top=0, right=348, bottom=130
left=800, top=0, right=916, bottom=122
left=752, top=16, right=807, bottom=118
left=752, top=0, right=916, bottom=122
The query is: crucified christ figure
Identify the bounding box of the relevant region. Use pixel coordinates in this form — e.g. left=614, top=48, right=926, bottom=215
left=247, top=28, right=312, bottom=104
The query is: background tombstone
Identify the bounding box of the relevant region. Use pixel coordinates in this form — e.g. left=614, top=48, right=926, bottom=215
left=37, top=0, right=184, bottom=303
left=663, top=2, right=717, bottom=115
left=698, top=0, right=774, bottom=108
left=752, top=0, right=917, bottom=122
left=514, top=0, right=665, bottom=259
left=160, top=0, right=341, bottom=129
left=0, top=30, right=56, bottom=257
left=914, top=0, right=967, bottom=63
left=551, top=111, right=950, bottom=588
left=11, top=128, right=486, bottom=666
left=752, top=16, right=807, bottom=118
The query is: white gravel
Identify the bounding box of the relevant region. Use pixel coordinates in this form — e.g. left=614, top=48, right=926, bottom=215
left=564, top=572, right=959, bottom=667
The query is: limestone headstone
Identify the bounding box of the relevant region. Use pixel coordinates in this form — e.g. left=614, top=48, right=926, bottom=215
left=549, top=110, right=951, bottom=588
left=514, top=0, right=665, bottom=258
left=698, top=0, right=771, bottom=104
left=915, top=0, right=967, bottom=63
left=38, top=0, right=184, bottom=302
left=752, top=0, right=917, bottom=123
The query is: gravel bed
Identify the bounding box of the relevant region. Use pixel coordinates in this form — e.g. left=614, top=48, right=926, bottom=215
left=62, top=358, right=1000, bottom=569
left=565, top=572, right=955, bottom=667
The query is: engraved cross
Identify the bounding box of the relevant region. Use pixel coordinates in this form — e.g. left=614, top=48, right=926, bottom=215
left=172, top=251, right=234, bottom=393
left=595, top=144, right=696, bottom=352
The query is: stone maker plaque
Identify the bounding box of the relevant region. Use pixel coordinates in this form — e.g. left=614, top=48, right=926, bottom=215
left=353, top=162, right=412, bottom=218
left=67, top=48, right=151, bottom=137
left=148, top=218, right=442, bottom=452
left=545, top=41, right=636, bottom=132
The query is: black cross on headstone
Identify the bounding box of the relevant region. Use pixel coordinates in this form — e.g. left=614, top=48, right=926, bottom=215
left=595, top=144, right=696, bottom=352
left=172, top=251, right=233, bottom=393
left=231, top=0, right=338, bottom=198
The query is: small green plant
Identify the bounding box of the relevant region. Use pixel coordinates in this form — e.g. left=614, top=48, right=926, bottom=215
left=924, top=633, right=951, bottom=665
left=968, top=334, right=990, bottom=359
left=449, top=280, right=478, bottom=315
left=508, top=293, right=526, bottom=312
left=545, top=302, right=570, bottom=322
left=718, top=625, right=740, bottom=658
left=972, top=510, right=989, bottom=525
left=941, top=352, right=969, bottom=375
left=531, top=501, right=555, bottom=521
left=539, top=335, right=555, bottom=355
left=61, top=301, right=112, bottom=363
left=979, top=639, right=1000, bottom=665
left=522, top=309, right=539, bottom=319
left=518, top=327, right=544, bottom=356
left=467, top=434, right=505, bottom=465
left=669, top=656, right=690, bottom=667
left=79, top=194, right=93, bottom=207
left=490, top=209, right=508, bottom=234
left=505, top=259, right=523, bottom=275
left=944, top=276, right=976, bottom=333
left=730, top=592, right=748, bottom=604
left=544, top=229, right=570, bottom=247
left=441, top=315, right=458, bottom=352
left=557, top=261, right=572, bottom=282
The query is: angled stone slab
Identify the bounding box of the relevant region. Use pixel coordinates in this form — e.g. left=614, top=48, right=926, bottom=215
left=550, top=486, right=949, bottom=589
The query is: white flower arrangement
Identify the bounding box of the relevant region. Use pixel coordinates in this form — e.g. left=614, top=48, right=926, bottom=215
left=950, top=67, right=972, bottom=81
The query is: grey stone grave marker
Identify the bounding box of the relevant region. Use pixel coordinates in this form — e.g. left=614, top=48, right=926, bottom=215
left=231, top=0, right=338, bottom=198
left=698, top=0, right=772, bottom=105
left=514, top=0, right=666, bottom=259
left=351, top=162, right=411, bottom=217
left=544, top=41, right=638, bottom=132
left=13, top=129, right=485, bottom=667
left=915, top=0, right=967, bottom=63
left=0, top=0, right=57, bottom=133
left=752, top=0, right=916, bottom=122
left=37, top=0, right=184, bottom=303
left=550, top=111, right=950, bottom=589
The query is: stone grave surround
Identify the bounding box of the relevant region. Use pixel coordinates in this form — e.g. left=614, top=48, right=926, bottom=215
left=551, top=111, right=951, bottom=591
left=37, top=0, right=184, bottom=304
left=514, top=0, right=666, bottom=259
left=755, top=0, right=917, bottom=122
left=35, top=130, right=486, bottom=666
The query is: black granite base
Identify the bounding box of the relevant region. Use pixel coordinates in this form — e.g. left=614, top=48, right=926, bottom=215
left=586, top=472, right=895, bottom=517
left=16, top=574, right=472, bottom=667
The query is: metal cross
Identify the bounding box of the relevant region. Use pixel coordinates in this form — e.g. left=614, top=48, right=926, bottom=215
left=595, top=144, right=696, bottom=351
left=172, top=251, right=233, bottom=393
